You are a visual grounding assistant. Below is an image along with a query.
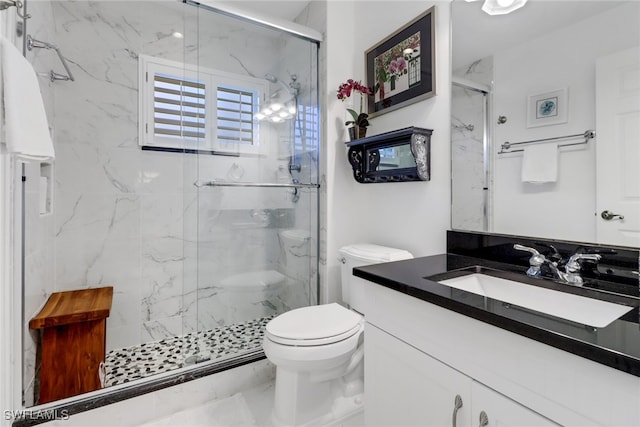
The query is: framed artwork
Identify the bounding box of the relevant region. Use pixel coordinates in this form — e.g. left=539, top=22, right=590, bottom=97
left=526, top=88, right=568, bottom=128
left=365, top=7, right=436, bottom=118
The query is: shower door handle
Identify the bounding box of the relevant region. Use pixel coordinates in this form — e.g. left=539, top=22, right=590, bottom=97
left=194, top=180, right=319, bottom=189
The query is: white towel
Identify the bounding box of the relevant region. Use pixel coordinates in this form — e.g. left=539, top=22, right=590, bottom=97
left=521, top=143, right=558, bottom=183
left=0, top=35, right=55, bottom=160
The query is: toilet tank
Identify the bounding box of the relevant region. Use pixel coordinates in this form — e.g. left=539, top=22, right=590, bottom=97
left=338, top=244, right=413, bottom=313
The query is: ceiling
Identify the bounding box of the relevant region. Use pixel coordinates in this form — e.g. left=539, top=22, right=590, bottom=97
left=452, top=0, right=629, bottom=70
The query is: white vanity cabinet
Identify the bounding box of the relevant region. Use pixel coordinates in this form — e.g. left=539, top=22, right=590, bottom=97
left=361, top=279, right=640, bottom=426
left=366, top=324, right=558, bottom=426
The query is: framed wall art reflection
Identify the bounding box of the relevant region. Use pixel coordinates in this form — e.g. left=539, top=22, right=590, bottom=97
left=526, top=88, right=568, bottom=128
left=365, top=6, right=436, bottom=118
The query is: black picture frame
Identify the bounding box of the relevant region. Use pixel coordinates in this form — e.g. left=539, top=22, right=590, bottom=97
left=365, top=7, right=436, bottom=118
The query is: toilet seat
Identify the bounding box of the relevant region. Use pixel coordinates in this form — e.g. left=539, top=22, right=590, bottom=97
left=266, top=303, right=363, bottom=347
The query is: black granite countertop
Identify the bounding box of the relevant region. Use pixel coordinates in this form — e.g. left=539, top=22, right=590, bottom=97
left=354, top=253, right=640, bottom=377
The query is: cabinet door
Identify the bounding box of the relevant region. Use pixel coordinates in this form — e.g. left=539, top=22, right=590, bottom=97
left=471, top=382, right=560, bottom=427
left=365, top=324, right=472, bottom=427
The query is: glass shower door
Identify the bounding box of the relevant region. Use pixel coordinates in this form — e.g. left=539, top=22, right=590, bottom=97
left=181, top=4, right=320, bottom=366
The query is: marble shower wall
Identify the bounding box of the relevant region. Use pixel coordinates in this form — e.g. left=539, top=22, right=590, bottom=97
left=47, top=0, right=318, bottom=353
left=451, top=57, right=493, bottom=232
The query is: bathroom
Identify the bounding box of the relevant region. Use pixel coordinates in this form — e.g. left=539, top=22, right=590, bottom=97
left=0, top=0, right=638, bottom=426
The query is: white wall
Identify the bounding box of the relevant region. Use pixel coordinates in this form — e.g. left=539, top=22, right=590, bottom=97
left=323, top=1, right=451, bottom=303
left=492, top=2, right=640, bottom=242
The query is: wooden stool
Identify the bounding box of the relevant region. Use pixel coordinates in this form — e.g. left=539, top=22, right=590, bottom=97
left=29, top=286, right=113, bottom=404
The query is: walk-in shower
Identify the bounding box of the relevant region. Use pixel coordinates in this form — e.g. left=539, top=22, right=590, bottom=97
left=7, top=0, right=320, bottom=411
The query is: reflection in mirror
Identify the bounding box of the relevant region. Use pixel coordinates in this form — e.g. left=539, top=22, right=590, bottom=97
left=374, top=145, right=418, bottom=171
left=451, top=0, right=640, bottom=248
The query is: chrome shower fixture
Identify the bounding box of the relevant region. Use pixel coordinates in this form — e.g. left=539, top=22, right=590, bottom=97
left=27, top=35, right=75, bottom=82
left=256, top=73, right=299, bottom=123
left=0, top=0, right=30, bottom=19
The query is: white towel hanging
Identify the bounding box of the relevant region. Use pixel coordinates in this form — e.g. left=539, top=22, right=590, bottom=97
left=0, top=35, right=55, bottom=160
left=521, top=143, right=558, bottom=183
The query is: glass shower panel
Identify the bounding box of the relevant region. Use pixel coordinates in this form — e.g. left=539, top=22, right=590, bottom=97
left=451, top=84, right=488, bottom=232
left=181, top=5, right=319, bottom=364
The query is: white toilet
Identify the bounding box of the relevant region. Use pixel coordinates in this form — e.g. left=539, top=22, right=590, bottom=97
left=263, top=244, right=413, bottom=426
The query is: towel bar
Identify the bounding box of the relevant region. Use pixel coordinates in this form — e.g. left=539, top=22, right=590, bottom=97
left=498, top=130, right=595, bottom=154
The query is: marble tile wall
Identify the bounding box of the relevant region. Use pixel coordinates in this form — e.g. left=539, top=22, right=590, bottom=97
left=451, top=57, right=493, bottom=232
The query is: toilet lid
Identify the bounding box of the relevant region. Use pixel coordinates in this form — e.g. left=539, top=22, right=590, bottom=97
left=266, top=303, right=363, bottom=346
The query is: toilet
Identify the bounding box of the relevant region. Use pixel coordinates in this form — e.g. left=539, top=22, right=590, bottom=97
left=263, top=244, right=413, bottom=426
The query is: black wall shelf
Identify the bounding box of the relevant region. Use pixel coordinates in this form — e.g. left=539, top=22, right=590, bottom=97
left=346, top=126, right=432, bottom=183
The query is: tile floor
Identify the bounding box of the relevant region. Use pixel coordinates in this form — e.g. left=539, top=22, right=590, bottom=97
left=104, top=316, right=273, bottom=386
left=143, top=379, right=365, bottom=426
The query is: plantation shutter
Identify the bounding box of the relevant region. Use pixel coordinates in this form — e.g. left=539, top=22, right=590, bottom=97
left=153, top=73, right=206, bottom=140
left=216, top=86, right=255, bottom=145
left=141, top=55, right=264, bottom=153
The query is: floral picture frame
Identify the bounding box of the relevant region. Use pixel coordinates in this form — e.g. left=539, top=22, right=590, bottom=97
left=365, top=7, right=436, bottom=118
left=526, top=88, right=568, bottom=128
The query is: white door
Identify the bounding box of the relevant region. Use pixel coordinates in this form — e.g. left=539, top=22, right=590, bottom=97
left=595, top=46, right=640, bottom=246
left=365, top=324, right=472, bottom=427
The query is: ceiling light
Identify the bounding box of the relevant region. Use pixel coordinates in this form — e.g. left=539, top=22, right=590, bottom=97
left=481, top=0, right=527, bottom=15
left=172, top=31, right=184, bottom=39
left=270, top=102, right=282, bottom=112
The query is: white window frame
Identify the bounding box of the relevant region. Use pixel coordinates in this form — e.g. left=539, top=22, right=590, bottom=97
left=138, top=55, right=267, bottom=155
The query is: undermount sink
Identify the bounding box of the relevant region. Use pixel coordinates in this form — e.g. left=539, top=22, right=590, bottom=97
left=437, top=272, right=634, bottom=328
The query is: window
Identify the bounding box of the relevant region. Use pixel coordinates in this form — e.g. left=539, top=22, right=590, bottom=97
left=294, top=104, right=319, bottom=154
left=139, top=55, right=266, bottom=154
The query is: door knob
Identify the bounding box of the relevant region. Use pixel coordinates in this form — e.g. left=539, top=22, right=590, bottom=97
left=601, top=210, right=625, bottom=221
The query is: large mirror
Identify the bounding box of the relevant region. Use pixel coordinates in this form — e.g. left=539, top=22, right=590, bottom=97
left=451, top=0, right=640, bottom=248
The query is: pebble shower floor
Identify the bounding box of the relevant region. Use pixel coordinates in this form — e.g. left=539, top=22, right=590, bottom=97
left=103, top=316, right=273, bottom=386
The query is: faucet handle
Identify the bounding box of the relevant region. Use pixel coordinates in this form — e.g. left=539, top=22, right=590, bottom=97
left=568, top=253, right=602, bottom=263
left=513, top=244, right=540, bottom=255
left=534, top=242, right=563, bottom=263
left=514, top=244, right=546, bottom=277
left=566, top=253, right=602, bottom=273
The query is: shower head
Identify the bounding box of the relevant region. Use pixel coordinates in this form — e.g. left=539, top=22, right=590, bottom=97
left=257, top=73, right=299, bottom=123
left=264, top=73, right=299, bottom=97
left=264, top=73, right=279, bottom=84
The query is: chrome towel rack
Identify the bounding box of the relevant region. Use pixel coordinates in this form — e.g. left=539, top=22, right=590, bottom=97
left=27, top=35, right=75, bottom=82
left=194, top=180, right=320, bottom=189
left=498, top=130, right=595, bottom=154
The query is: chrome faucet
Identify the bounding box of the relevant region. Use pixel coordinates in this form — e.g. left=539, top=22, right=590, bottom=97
left=513, top=244, right=601, bottom=286
left=563, top=253, right=602, bottom=285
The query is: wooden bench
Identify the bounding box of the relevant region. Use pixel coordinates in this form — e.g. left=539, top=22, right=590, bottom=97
left=29, top=286, right=113, bottom=404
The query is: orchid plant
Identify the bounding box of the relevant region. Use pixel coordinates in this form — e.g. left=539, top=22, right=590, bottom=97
left=337, top=79, right=373, bottom=128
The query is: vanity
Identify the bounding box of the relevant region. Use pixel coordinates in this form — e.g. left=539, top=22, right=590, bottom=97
left=356, top=231, right=640, bottom=427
